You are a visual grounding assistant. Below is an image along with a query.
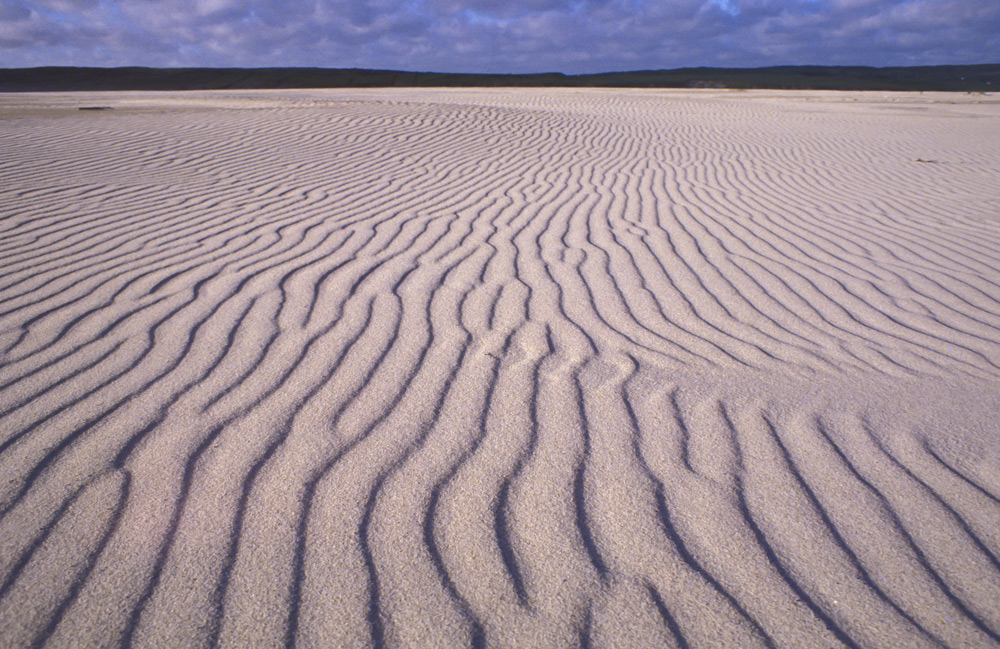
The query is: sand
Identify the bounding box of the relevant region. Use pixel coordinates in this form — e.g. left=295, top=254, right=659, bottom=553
left=1, top=88, right=999, bottom=649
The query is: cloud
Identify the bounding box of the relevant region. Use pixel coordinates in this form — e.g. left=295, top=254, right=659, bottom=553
left=2, top=0, right=998, bottom=71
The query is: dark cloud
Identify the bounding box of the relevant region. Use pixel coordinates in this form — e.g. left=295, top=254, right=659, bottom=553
left=2, top=0, right=998, bottom=71
left=0, top=2, right=32, bottom=25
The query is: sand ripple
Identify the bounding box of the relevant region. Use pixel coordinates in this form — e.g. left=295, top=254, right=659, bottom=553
left=2, top=89, right=999, bottom=648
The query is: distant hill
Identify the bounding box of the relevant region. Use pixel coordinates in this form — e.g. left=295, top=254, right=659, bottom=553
left=1, top=64, right=998, bottom=92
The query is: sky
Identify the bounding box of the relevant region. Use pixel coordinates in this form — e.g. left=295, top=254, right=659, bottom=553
left=2, top=0, right=999, bottom=73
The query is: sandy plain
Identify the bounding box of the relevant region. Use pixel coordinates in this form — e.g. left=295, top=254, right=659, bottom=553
left=1, top=88, right=1000, bottom=648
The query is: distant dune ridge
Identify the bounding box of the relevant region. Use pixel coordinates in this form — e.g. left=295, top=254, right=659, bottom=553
left=1, top=64, right=999, bottom=92
left=1, top=88, right=999, bottom=648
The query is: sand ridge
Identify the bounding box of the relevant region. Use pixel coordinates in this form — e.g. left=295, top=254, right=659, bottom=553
left=1, top=88, right=999, bottom=648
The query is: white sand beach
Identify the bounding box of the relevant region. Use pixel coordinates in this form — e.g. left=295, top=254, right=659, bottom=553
left=1, top=88, right=999, bottom=648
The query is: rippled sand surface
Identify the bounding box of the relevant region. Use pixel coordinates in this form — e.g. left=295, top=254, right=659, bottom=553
left=2, top=89, right=1000, bottom=648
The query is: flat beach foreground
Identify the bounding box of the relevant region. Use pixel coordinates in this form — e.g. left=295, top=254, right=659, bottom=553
left=2, top=88, right=1000, bottom=649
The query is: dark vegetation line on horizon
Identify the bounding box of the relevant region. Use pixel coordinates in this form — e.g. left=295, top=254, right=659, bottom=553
left=2, top=64, right=999, bottom=92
